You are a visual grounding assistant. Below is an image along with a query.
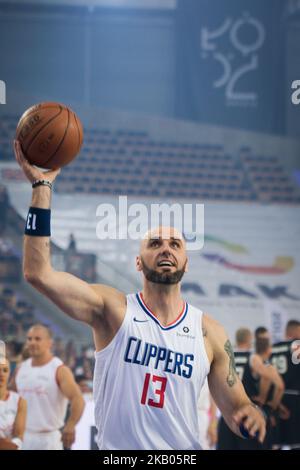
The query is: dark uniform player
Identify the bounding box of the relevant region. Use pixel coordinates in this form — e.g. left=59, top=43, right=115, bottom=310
left=217, top=329, right=283, bottom=450
left=271, top=320, right=300, bottom=449
left=218, top=329, right=258, bottom=449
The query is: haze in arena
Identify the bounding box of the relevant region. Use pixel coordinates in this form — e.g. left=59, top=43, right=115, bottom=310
left=0, top=0, right=299, bottom=456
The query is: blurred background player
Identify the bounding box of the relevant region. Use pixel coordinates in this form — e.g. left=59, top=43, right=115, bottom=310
left=11, top=324, right=85, bottom=450
left=217, top=328, right=283, bottom=449
left=271, top=320, right=300, bottom=449
left=0, top=357, right=27, bottom=450
left=252, top=337, right=286, bottom=449
left=255, top=327, right=271, bottom=341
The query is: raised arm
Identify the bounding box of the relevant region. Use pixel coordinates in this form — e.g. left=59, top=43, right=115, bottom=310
left=14, top=140, right=126, bottom=330
left=204, top=315, right=266, bottom=443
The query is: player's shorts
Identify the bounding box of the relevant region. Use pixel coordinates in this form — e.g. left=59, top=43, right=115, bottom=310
left=217, top=416, right=239, bottom=450
left=277, top=393, right=300, bottom=446
left=23, top=430, right=63, bottom=450
left=217, top=415, right=272, bottom=450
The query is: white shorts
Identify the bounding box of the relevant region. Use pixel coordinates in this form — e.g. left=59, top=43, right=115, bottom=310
left=23, top=430, right=63, bottom=450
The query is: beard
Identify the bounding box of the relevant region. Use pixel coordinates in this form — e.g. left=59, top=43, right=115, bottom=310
left=141, top=258, right=186, bottom=285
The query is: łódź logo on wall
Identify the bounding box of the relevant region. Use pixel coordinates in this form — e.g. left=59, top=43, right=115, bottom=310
left=291, top=80, right=300, bottom=105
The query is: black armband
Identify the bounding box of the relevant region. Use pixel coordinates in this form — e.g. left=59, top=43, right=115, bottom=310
left=24, top=207, right=51, bottom=236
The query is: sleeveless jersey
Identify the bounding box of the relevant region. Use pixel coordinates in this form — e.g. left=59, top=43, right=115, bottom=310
left=93, top=293, right=210, bottom=450
left=0, top=391, right=20, bottom=439
left=271, top=340, right=300, bottom=393
left=234, top=350, right=259, bottom=398
left=16, top=356, right=68, bottom=432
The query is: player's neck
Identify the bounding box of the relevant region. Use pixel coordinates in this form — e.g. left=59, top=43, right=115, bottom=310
left=141, top=284, right=184, bottom=325
left=0, top=387, right=8, bottom=400
left=31, top=353, right=53, bottom=367
left=259, top=353, right=269, bottom=362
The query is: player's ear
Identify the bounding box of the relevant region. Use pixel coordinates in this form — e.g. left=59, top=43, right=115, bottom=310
left=136, top=255, right=142, bottom=272
left=184, top=258, right=189, bottom=273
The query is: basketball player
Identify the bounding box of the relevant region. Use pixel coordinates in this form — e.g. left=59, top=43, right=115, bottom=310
left=14, top=139, right=266, bottom=450
left=271, top=320, right=300, bottom=449
left=217, top=329, right=283, bottom=449
left=255, top=326, right=270, bottom=341
left=11, top=324, right=85, bottom=450
left=0, top=358, right=27, bottom=450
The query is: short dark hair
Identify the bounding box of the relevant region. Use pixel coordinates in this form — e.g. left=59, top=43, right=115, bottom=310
left=255, top=326, right=268, bottom=338
left=255, top=337, right=270, bottom=355
left=235, top=328, right=252, bottom=345
left=75, top=374, right=86, bottom=384
left=286, top=320, right=300, bottom=333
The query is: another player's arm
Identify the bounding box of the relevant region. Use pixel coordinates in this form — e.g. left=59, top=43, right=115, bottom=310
left=15, top=140, right=125, bottom=327
left=265, top=365, right=285, bottom=410
left=57, top=365, right=85, bottom=449
left=250, top=356, right=284, bottom=409
left=204, top=315, right=266, bottom=443
left=253, top=375, right=272, bottom=405
left=0, top=397, right=27, bottom=450
left=251, top=355, right=284, bottom=390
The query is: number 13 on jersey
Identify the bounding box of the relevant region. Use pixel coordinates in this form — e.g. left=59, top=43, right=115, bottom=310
left=141, top=373, right=167, bottom=409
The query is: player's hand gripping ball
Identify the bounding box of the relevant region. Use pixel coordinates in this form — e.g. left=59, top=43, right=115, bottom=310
left=16, top=102, right=83, bottom=169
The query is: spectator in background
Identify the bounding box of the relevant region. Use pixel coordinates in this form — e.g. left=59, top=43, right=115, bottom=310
left=54, top=337, right=66, bottom=363
left=0, top=358, right=27, bottom=450
left=6, top=340, right=23, bottom=375
left=67, top=233, right=77, bottom=254
left=11, top=324, right=85, bottom=450
left=2, top=288, right=16, bottom=311
left=75, top=375, right=93, bottom=395
left=0, top=185, right=9, bottom=235
left=13, top=300, right=34, bottom=335
left=74, top=346, right=94, bottom=381
left=65, top=340, right=77, bottom=370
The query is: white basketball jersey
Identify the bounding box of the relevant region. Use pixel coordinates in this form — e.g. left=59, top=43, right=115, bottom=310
left=16, top=357, right=68, bottom=432
left=0, top=391, right=20, bottom=439
left=93, top=293, right=210, bottom=450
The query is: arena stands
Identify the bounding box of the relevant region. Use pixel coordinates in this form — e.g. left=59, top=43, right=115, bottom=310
left=1, top=115, right=300, bottom=203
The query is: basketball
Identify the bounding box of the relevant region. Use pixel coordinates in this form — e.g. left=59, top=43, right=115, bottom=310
left=15, top=102, right=83, bottom=169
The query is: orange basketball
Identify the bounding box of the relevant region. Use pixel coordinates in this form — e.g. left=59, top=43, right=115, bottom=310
left=16, top=102, right=83, bottom=169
